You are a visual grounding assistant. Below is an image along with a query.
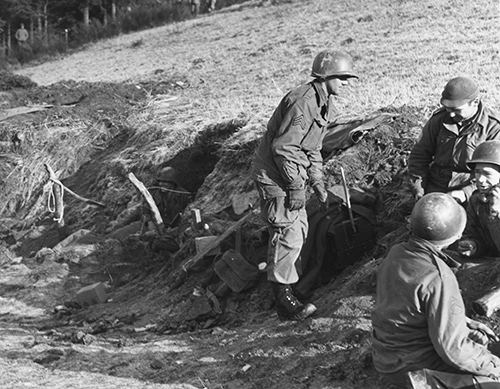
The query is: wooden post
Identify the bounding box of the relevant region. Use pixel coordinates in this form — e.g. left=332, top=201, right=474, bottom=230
left=83, top=1, right=90, bottom=26
left=29, top=18, right=34, bottom=45
left=43, top=2, right=48, bottom=46
left=128, top=172, right=164, bottom=234
left=111, top=1, right=117, bottom=20
left=191, top=208, right=202, bottom=225
left=6, top=22, right=11, bottom=54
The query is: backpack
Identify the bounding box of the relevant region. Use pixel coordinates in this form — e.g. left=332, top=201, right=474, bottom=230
left=294, top=190, right=376, bottom=299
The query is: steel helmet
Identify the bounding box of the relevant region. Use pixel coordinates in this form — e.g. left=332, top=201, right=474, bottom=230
left=157, top=166, right=179, bottom=184
left=311, top=50, right=358, bottom=80
left=466, top=140, right=500, bottom=170
left=410, top=193, right=466, bottom=244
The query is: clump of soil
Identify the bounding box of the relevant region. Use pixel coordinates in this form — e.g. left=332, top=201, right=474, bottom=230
left=0, top=69, right=37, bottom=91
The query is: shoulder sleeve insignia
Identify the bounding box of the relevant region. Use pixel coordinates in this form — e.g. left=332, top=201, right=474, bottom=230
left=292, top=114, right=305, bottom=129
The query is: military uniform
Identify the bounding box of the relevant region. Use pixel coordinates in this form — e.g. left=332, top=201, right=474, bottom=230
left=372, top=238, right=500, bottom=387
left=462, top=190, right=500, bottom=257
left=253, top=80, right=329, bottom=284
left=409, top=102, right=500, bottom=199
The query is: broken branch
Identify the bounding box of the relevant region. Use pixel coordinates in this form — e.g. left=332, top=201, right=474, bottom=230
left=127, top=172, right=164, bottom=234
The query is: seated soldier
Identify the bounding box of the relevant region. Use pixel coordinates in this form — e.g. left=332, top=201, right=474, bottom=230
left=372, top=193, right=500, bottom=388
left=408, top=77, right=500, bottom=204
left=143, top=166, right=192, bottom=229
left=457, top=140, right=500, bottom=258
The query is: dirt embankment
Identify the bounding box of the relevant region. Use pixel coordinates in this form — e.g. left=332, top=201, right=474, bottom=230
left=0, top=67, right=417, bottom=389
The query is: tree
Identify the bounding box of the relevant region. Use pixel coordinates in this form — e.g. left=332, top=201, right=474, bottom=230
left=83, top=0, right=90, bottom=25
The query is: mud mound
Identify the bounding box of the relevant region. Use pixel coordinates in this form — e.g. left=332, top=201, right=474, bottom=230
left=0, top=70, right=37, bottom=91
left=193, top=120, right=264, bottom=213
left=0, top=80, right=147, bottom=220
left=324, top=106, right=424, bottom=235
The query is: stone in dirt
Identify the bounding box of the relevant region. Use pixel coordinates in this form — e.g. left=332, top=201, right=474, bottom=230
left=194, top=235, right=221, bottom=256
left=33, top=348, right=64, bottom=365
left=52, top=229, right=101, bottom=263
left=75, top=282, right=107, bottom=306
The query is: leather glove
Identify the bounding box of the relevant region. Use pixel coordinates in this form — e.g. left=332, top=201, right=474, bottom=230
left=488, top=186, right=500, bottom=217
left=286, top=189, right=306, bottom=211
left=409, top=176, right=425, bottom=200
left=313, top=184, right=329, bottom=211
left=467, top=317, right=499, bottom=345
left=448, top=189, right=466, bottom=204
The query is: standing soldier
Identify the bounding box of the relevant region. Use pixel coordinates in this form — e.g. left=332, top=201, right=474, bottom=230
left=15, top=23, right=29, bottom=46
left=190, top=0, right=201, bottom=16
left=208, top=0, right=216, bottom=12
left=409, top=77, right=500, bottom=203
left=252, top=50, right=358, bottom=320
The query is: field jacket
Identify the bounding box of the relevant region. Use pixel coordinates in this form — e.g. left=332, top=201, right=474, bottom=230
left=463, top=190, right=500, bottom=257
left=409, top=103, right=500, bottom=199
left=252, top=80, right=330, bottom=198
left=371, top=238, right=500, bottom=377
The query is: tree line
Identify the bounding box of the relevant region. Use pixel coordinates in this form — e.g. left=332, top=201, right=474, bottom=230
left=0, top=0, right=245, bottom=66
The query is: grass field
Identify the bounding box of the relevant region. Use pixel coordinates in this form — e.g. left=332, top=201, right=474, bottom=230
left=19, top=0, right=500, bottom=118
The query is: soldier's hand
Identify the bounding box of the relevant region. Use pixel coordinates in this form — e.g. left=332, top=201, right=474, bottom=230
left=286, top=189, right=306, bottom=211
left=409, top=177, right=425, bottom=200
left=448, top=189, right=466, bottom=204
left=487, top=186, right=500, bottom=216
left=313, top=184, right=329, bottom=211
left=467, top=317, right=499, bottom=345
left=457, top=239, right=477, bottom=258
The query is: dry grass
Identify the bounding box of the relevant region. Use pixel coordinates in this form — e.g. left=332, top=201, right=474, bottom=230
left=17, top=0, right=500, bottom=115
left=0, top=116, right=113, bottom=217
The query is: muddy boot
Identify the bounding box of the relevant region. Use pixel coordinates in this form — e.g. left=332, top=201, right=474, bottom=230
left=272, top=283, right=317, bottom=321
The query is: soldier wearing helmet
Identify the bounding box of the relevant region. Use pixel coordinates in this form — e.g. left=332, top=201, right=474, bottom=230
left=372, top=193, right=500, bottom=388
left=142, top=166, right=192, bottom=228
left=457, top=140, right=500, bottom=258
left=409, top=77, right=500, bottom=204
left=252, top=50, right=358, bottom=321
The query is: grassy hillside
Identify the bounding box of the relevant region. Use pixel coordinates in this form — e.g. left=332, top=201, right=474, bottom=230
left=18, top=0, right=500, bottom=115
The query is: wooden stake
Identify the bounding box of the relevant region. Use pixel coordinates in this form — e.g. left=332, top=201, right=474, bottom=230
left=128, top=172, right=164, bottom=234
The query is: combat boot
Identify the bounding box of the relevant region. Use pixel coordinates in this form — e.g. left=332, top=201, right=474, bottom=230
left=272, top=283, right=317, bottom=321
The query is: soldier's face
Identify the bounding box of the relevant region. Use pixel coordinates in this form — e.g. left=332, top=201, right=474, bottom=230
left=474, top=163, right=500, bottom=193
left=443, top=100, right=478, bottom=123
left=325, top=77, right=349, bottom=96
